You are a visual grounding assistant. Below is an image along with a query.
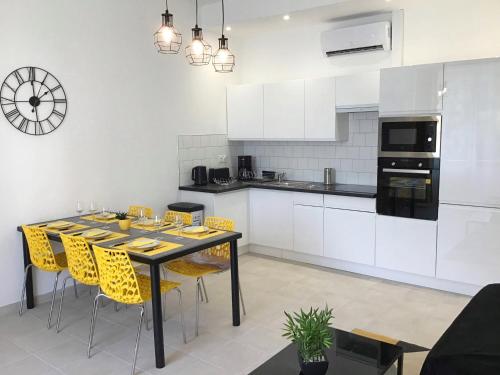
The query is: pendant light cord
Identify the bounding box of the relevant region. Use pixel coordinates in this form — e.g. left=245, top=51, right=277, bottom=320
left=221, top=0, right=225, bottom=36
left=165, top=0, right=168, bottom=11
left=195, top=0, right=199, bottom=27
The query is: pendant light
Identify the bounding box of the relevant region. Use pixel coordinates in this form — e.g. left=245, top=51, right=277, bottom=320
left=154, top=0, right=182, bottom=54
left=213, top=0, right=235, bottom=73
left=185, top=0, right=212, bottom=66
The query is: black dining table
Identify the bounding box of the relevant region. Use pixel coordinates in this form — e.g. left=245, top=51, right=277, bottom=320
left=17, top=215, right=242, bottom=369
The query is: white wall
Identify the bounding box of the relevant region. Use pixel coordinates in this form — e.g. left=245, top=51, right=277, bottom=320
left=233, top=0, right=500, bottom=83
left=0, top=0, right=235, bottom=307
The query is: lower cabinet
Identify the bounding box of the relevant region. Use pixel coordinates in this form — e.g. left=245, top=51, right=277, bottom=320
left=437, top=204, right=500, bottom=286
left=249, top=189, right=294, bottom=250
left=293, top=204, right=324, bottom=256
left=324, top=208, right=375, bottom=265
left=375, top=215, right=437, bottom=277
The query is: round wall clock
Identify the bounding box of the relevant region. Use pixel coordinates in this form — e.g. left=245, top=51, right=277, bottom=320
left=0, top=67, right=67, bottom=135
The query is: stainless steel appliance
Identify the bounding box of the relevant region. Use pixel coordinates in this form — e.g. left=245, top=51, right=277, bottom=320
left=376, top=157, right=440, bottom=220
left=191, top=166, right=208, bottom=186
left=378, top=115, right=441, bottom=158
left=324, top=168, right=334, bottom=185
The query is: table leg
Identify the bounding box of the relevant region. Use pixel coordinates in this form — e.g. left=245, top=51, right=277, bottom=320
left=149, top=264, right=165, bottom=368
left=22, top=232, right=34, bottom=309
left=397, top=353, right=404, bottom=375
left=230, top=239, right=240, bottom=326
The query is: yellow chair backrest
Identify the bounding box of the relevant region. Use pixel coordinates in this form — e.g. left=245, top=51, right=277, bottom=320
left=128, top=206, right=153, bottom=218
left=203, top=217, right=234, bottom=259
left=60, top=233, right=99, bottom=286
left=22, top=225, right=63, bottom=272
left=93, top=245, right=144, bottom=305
left=164, top=210, right=192, bottom=225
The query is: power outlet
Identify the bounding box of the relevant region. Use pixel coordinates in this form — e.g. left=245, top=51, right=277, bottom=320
left=217, top=154, right=227, bottom=163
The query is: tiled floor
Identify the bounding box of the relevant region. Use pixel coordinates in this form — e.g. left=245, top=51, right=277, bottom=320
left=0, top=254, right=471, bottom=374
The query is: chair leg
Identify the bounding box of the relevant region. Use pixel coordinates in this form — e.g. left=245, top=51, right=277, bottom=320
left=198, top=277, right=204, bottom=303
left=19, top=264, right=33, bottom=316
left=131, top=304, right=145, bottom=375
left=200, top=277, right=209, bottom=303
left=73, top=279, right=78, bottom=299
left=175, top=288, right=187, bottom=344
left=47, top=271, right=61, bottom=329
left=195, top=278, right=201, bottom=337
left=144, top=302, right=151, bottom=331
left=114, top=302, right=121, bottom=312
left=88, top=292, right=102, bottom=358
left=238, top=278, right=247, bottom=316
left=56, top=276, right=72, bottom=333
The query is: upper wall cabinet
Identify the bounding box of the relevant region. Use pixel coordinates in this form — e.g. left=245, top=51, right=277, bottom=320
left=227, top=83, right=264, bottom=140
left=263, top=80, right=305, bottom=139
left=305, top=77, right=348, bottom=141
left=379, top=63, right=444, bottom=116
left=335, top=71, right=380, bottom=112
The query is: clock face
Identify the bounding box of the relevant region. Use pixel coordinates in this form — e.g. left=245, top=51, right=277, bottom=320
left=0, top=67, right=67, bottom=135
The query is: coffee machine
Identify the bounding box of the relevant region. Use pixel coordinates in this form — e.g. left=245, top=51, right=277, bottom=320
left=238, top=155, right=254, bottom=180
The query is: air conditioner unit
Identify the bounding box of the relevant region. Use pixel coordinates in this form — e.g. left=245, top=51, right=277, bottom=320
left=321, top=21, right=391, bottom=57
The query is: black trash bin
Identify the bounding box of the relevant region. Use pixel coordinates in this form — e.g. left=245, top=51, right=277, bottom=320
left=167, top=202, right=204, bottom=226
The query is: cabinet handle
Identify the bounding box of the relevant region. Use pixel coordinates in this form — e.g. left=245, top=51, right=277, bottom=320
left=438, top=87, right=448, bottom=97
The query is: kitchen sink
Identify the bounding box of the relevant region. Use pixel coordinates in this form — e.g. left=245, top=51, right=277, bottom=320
left=263, top=181, right=308, bottom=188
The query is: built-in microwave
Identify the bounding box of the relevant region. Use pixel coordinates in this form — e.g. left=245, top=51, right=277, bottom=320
left=378, top=116, right=441, bottom=158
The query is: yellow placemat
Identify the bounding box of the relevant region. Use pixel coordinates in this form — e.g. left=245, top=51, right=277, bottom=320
left=163, top=228, right=225, bottom=240
left=38, top=223, right=90, bottom=234
left=75, top=231, right=129, bottom=244
left=80, top=215, right=119, bottom=223
left=115, top=237, right=183, bottom=256
left=130, top=222, right=174, bottom=232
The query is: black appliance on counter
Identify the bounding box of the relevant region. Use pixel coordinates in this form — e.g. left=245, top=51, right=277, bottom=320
left=208, top=167, right=230, bottom=183
left=238, top=155, right=254, bottom=180
left=376, top=115, right=442, bottom=221
left=192, top=166, right=208, bottom=186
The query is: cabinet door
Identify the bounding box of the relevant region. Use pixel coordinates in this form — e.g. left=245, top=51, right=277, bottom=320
left=335, top=71, right=380, bottom=110
left=375, top=215, right=437, bottom=277
left=213, top=190, right=249, bottom=246
left=264, top=80, right=305, bottom=139
left=437, top=204, right=500, bottom=286
left=305, top=77, right=337, bottom=140
left=379, top=64, right=444, bottom=115
left=440, top=59, right=500, bottom=208
left=249, top=189, right=293, bottom=249
left=324, top=208, right=375, bottom=265
left=293, top=205, right=324, bottom=256
left=227, top=84, right=263, bottom=139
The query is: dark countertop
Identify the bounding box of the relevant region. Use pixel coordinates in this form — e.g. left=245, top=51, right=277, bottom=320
left=179, top=180, right=377, bottom=198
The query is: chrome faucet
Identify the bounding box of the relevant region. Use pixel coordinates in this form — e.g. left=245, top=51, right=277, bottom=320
left=278, top=172, right=287, bottom=182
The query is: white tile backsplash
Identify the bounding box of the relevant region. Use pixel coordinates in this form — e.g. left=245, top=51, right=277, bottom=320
left=240, top=112, right=378, bottom=185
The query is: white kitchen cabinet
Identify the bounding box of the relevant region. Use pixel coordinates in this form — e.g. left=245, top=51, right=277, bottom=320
left=323, top=195, right=376, bottom=212
left=227, top=83, right=264, bottom=140
left=379, top=64, right=444, bottom=116
left=335, top=71, right=380, bottom=112
left=249, top=189, right=294, bottom=250
left=293, top=204, right=324, bottom=256
left=324, top=208, right=375, bottom=265
left=375, top=215, right=437, bottom=277
left=305, top=77, right=348, bottom=141
left=264, top=80, right=305, bottom=139
left=437, top=204, right=500, bottom=286
left=440, top=58, right=500, bottom=208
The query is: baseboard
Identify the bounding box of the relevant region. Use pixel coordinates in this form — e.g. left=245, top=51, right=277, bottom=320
left=249, top=244, right=481, bottom=296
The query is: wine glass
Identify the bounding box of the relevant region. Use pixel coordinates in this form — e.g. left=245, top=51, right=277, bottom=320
left=76, top=201, right=83, bottom=215
left=89, top=200, right=97, bottom=218
left=154, top=215, right=162, bottom=228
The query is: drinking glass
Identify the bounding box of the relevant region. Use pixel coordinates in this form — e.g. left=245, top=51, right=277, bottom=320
left=89, top=200, right=97, bottom=218
left=76, top=200, right=83, bottom=215
left=174, top=214, right=183, bottom=238
left=154, top=215, right=162, bottom=228
left=138, top=208, right=145, bottom=224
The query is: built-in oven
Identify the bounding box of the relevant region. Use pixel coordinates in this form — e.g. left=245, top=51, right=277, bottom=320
left=376, top=158, right=440, bottom=221
left=379, top=116, right=441, bottom=158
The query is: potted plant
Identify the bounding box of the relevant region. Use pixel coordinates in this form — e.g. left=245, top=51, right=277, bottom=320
left=283, top=306, right=334, bottom=375
left=116, top=212, right=131, bottom=231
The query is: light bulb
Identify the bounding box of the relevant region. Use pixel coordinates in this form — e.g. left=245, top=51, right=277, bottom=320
left=161, top=26, right=175, bottom=43
left=191, top=39, right=204, bottom=57
left=215, top=48, right=230, bottom=63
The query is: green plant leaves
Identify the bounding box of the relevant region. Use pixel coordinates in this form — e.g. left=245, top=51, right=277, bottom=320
left=282, top=305, right=334, bottom=363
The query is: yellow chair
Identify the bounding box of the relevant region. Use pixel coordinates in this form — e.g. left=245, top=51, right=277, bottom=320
left=128, top=205, right=153, bottom=218
left=90, top=246, right=186, bottom=375
left=19, top=225, right=77, bottom=329
left=57, top=234, right=100, bottom=333
left=164, top=217, right=246, bottom=336
left=164, top=210, right=192, bottom=225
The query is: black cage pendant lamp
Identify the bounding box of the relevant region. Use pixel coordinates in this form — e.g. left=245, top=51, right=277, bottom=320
left=154, top=0, right=182, bottom=54
left=213, top=0, right=235, bottom=73
left=185, top=0, right=212, bottom=66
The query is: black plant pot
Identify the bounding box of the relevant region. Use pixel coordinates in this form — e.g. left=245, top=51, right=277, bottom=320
left=298, top=353, right=329, bottom=375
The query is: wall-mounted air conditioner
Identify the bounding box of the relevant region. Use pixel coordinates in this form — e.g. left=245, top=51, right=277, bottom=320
left=321, top=21, right=391, bottom=57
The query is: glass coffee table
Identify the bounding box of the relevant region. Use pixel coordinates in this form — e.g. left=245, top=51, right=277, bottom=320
left=250, top=328, right=404, bottom=375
